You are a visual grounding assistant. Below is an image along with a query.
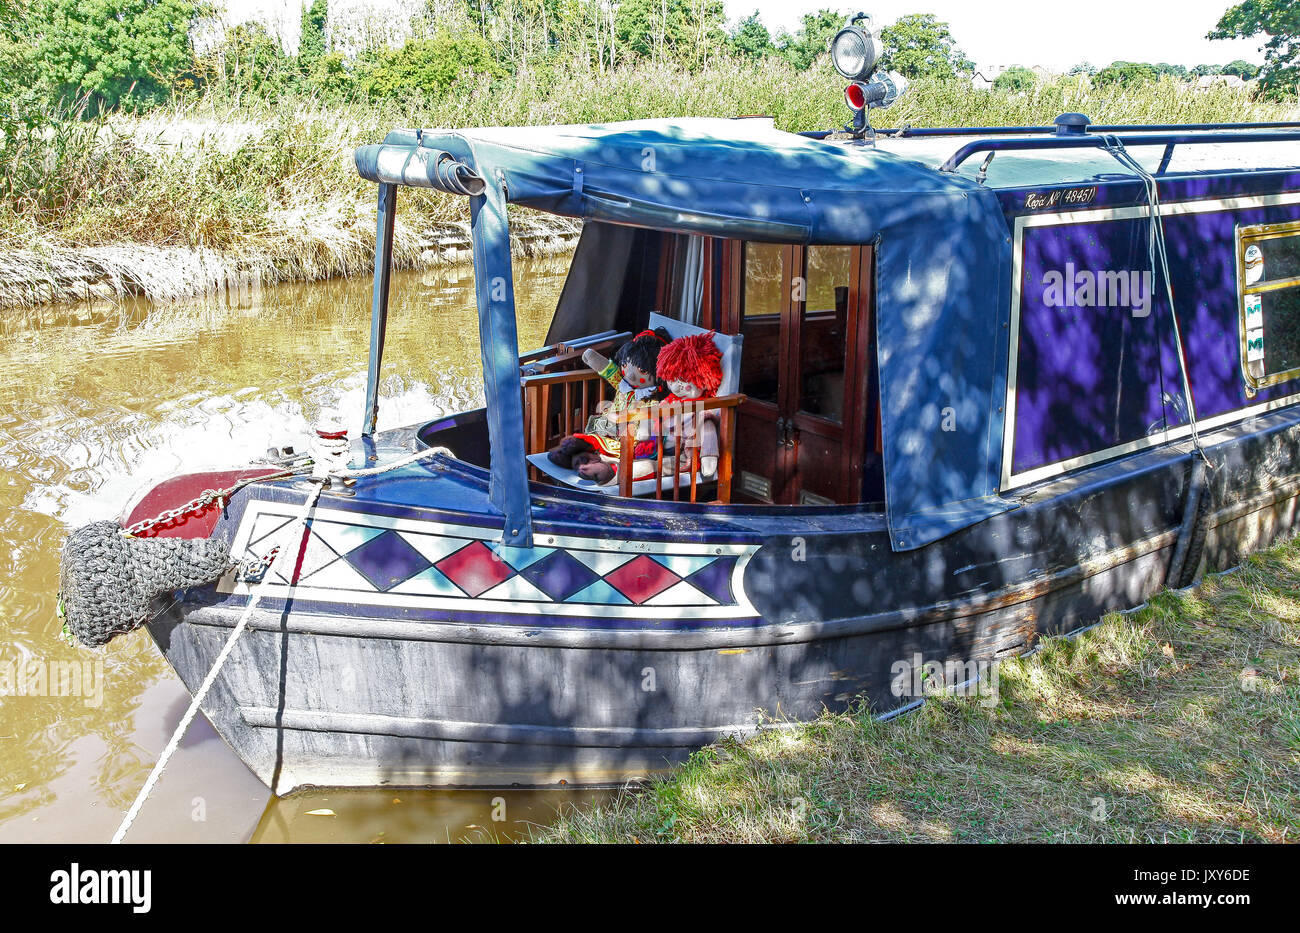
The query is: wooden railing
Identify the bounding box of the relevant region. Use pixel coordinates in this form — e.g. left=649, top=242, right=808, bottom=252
left=615, top=393, right=745, bottom=502
left=521, top=368, right=612, bottom=470
left=521, top=365, right=744, bottom=504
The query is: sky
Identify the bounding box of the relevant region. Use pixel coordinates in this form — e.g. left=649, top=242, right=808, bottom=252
left=221, top=0, right=1270, bottom=71
left=721, top=1, right=1269, bottom=71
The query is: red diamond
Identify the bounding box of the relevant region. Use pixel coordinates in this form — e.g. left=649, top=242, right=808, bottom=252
left=434, top=541, right=514, bottom=597
left=604, top=555, right=680, bottom=605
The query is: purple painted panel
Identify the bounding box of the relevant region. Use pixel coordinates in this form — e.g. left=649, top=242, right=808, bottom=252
left=1013, top=198, right=1300, bottom=476
left=1014, top=218, right=1170, bottom=474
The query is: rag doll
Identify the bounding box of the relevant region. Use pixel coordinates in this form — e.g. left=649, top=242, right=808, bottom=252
left=655, top=332, right=724, bottom=481
left=547, top=327, right=670, bottom=481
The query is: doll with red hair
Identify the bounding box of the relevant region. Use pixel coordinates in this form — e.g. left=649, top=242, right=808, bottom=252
left=655, top=331, right=725, bottom=483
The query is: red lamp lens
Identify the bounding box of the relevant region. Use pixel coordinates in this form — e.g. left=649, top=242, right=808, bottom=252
left=844, top=83, right=866, bottom=110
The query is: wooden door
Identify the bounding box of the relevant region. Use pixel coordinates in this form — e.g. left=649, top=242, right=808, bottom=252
left=726, top=241, right=874, bottom=505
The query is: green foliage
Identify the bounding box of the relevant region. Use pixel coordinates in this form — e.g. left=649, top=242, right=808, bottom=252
left=360, top=32, right=504, bottom=100
left=1095, top=60, right=1159, bottom=88
left=993, top=66, right=1036, bottom=94
left=198, top=22, right=292, bottom=100
left=28, top=0, right=200, bottom=113
left=1223, top=58, right=1261, bottom=79
left=775, top=9, right=841, bottom=71
left=1210, top=0, right=1300, bottom=98
left=299, top=0, right=328, bottom=68
left=878, top=14, right=972, bottom=81
left=728, top=10, right=773, bottom=60
left=613, top=0, right=727, bottom=68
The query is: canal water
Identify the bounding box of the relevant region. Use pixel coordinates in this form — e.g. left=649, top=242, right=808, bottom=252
left=0, top=254, right=610, bottom=843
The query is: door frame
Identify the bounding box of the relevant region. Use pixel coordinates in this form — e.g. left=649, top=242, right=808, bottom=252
left=720, top=240, right=875, bottom=505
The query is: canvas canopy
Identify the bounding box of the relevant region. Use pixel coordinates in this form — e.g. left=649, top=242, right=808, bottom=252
left=355, top=117, right=1015, bottom=551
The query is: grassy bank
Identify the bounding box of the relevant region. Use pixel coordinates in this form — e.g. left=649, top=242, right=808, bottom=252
left=2, top=60, right=1296, bottom=307
left=537, top=542, right=1300, bottom=843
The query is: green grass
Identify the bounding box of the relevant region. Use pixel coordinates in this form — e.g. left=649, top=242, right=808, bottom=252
left=1, top=59, right=1296, bottom=306
left=535, top=540, right=1300, bottom=844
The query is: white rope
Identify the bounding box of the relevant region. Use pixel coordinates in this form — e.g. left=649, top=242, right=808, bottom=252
left=335, top=444, right=453, bottom=478
left=109, top=443, right=452, bottom=842
left=111, top=479, right=325, bottom=844
left=1099, top=135, right=1210, bottom=463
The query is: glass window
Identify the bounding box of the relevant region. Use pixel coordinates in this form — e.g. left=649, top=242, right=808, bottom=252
left=1239, top=221, right=1300, bottom=390
left=740, top=243, right=784, bottom=405
left=797, top=245, right=853, bottom=422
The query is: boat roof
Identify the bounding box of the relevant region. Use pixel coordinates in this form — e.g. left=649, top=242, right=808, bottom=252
left=352, top=116, right=1300, bottom=553
left=363, top=117, right=987, bottom=244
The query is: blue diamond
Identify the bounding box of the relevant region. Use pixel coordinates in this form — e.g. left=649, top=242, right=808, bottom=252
left=519, top=550, right=599, bottom=601
left=346, top=529, right=432, bottom=591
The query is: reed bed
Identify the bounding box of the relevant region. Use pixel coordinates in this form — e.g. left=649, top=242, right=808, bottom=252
left=1, top=59, right=1295, bottom=307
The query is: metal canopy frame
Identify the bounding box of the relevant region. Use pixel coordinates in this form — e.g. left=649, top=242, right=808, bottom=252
left=937, top=129, right=1300, bottom=174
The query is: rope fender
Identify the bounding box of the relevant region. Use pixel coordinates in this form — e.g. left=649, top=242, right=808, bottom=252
left=59, top=521, right=233, bottom=648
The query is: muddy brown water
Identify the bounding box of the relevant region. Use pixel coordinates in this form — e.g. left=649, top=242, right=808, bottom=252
left=0, top=255, right=613, bottom=843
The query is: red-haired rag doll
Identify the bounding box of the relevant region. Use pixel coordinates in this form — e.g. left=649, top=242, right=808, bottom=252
left=655, top=332, right=724, bottom=481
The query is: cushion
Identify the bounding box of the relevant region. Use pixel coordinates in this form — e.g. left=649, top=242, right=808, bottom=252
left=528, top=453, right=710, bottom=497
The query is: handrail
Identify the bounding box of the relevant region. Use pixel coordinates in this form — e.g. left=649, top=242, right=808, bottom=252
left=521, top=368, right=611, bottom=388
left=617, top=392, right=747, bottom=423
left=800, top=121, right=1300, bottom=141
left=518, top=329, right=625, bottom=364
left=938, top=129, right=1300, bottom=173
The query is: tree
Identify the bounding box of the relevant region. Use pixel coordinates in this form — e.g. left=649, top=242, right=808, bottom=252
left=992, top=66, right=1036, bottom=93
left=29, top=0, right=200, bottom=112
left=207, top=22, right=291, bottom=98
left=1223, top=58, right=1261, bottom=79
left=1210, top=0, right=1299, bottom=97
left=299, top=0, right=328, bottom=68
left=1094, top=60, right=1159, bottom=88
left=878, top=14, right=972, bottom=81
left=360, top=31, right=504, bottom=99
left=1068, top=61, right=1097, bottom=76
left=728, top=10, right=773, bottom=60
left=777, top=8, right=841, bottom=70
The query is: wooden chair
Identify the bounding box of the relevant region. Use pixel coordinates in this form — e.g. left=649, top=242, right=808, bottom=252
left=614, top=393, right=746, bottom=503
left=522, top=317, right=746, bottom=505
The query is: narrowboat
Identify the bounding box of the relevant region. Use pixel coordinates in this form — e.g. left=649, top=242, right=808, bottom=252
left=60, top=22, right=1300, bottom=792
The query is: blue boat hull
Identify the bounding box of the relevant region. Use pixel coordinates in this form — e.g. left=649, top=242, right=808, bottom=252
left=144, top=402, right=1300, bottom=791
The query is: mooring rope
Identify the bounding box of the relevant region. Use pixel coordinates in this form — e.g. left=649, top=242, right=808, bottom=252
left=109, top=442, right=453, bottom=843
left=111, top=478, right=325, bottom=844
left=1099, top=134, right=1210, bottom=464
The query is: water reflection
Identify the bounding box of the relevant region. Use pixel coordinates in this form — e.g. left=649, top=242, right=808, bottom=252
left=0, top=256, right=569, bottom=843
left=252, top=787, right=612, bottom=844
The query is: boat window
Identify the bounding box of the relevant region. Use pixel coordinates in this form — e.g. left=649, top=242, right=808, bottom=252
left=1238, top=220, right=1300, bottom=391
left=740, top=242, right=784, bottom=405
left=797, top=245, right=853, bottom=423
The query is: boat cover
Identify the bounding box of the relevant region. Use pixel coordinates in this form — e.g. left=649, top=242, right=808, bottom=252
left=356, top=117, right=1015, bottom=551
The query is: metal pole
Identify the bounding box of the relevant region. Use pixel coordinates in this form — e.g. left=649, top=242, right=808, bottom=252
left=363, top=183, right=398, bottom=438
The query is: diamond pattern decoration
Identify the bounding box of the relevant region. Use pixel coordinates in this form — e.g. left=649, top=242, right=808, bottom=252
left=518, top=549, right=599, bottom=601
left=435, top=540, right=515, bottom=597
left=685, top=556, right=735, bottom=605
left=603, top=554, right=681, bottom=605
left=346, top=529, right=433, bottom=592
left=236, top=507, right=749, bottom=612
